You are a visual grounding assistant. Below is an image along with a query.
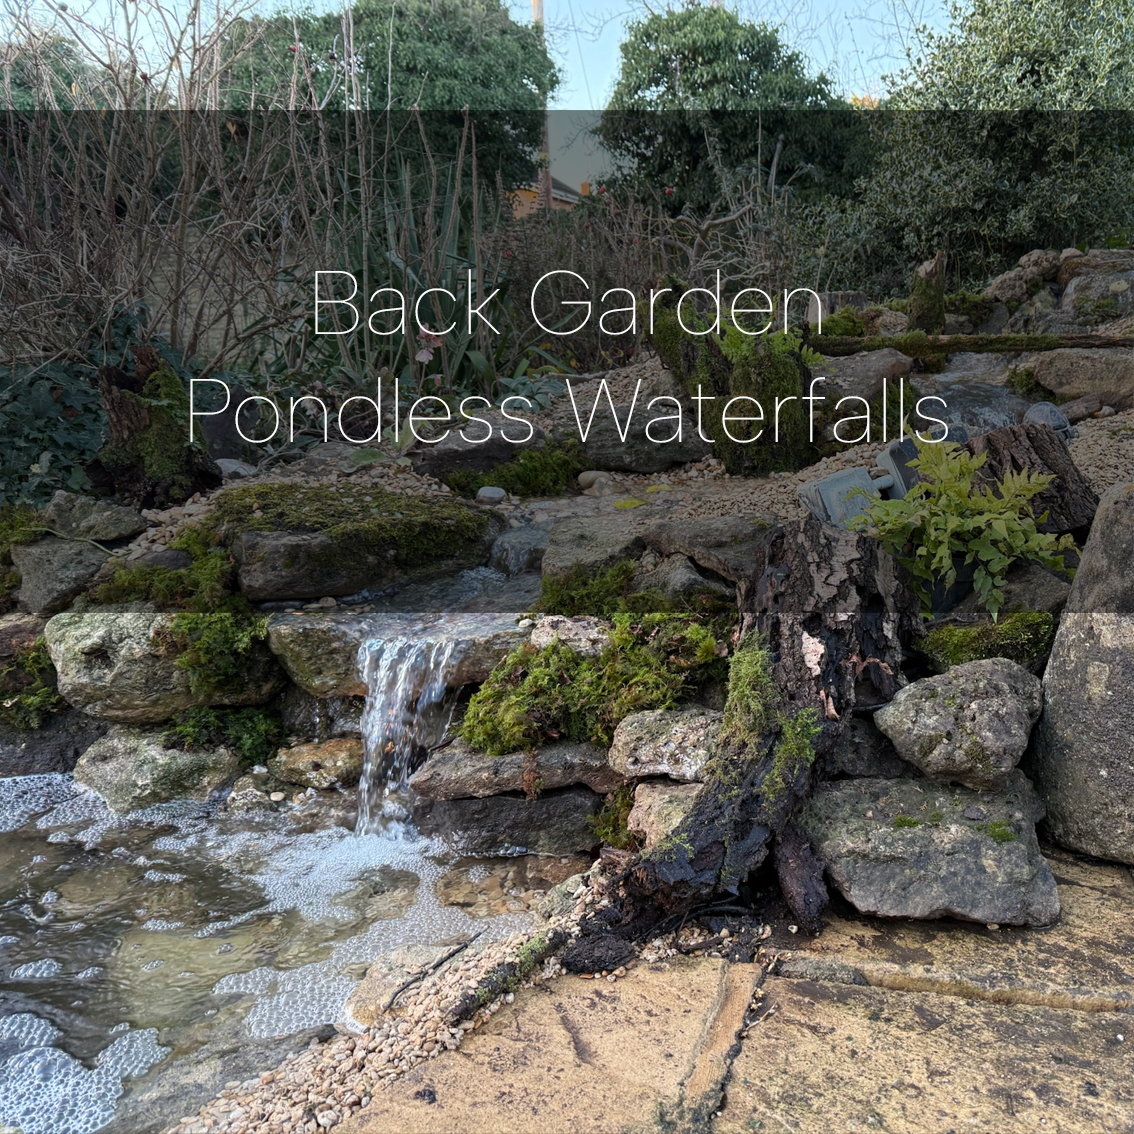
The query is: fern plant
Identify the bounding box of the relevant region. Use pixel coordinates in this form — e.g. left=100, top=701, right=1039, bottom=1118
left=852, top=437, right=1075, bottom=619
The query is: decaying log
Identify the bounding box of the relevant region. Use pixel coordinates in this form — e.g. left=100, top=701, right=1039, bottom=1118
left=603, top=518, right=922, bottom=936
left=1059, top=393, right=1103, bottom=423
left=964, top=422, right=1098, bottom=535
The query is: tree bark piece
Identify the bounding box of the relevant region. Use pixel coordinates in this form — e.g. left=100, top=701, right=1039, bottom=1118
left=604, top=518, right=922, bottom=935
left=963, top=422, right=1098, bottom=535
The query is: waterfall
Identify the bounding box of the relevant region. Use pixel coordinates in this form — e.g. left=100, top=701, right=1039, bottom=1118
left=355, top=634, right=464, bottom=835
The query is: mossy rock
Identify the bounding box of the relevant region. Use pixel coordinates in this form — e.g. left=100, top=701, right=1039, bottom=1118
left=906, top=272, right=946, bottom=335
left=447, top=442, right=586, bottom=498
left=920, top=613, right=1056, bottom=674
left=208, top=481, right=499, bottom=602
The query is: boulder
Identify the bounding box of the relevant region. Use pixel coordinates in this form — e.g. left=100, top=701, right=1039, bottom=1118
left=1015, top=348, right=1134, bottom=410
left=489, top=525, right=550, bottom=576
left=1027, top=613, right=1134, bottom=864
left=266, top=613, right=527, bottom=698
left=409, top=412, right=546, bottom=480
left=44, top=613, right=281, bottom=723
left=232, top=520, right=498, bottom=603
left=800, top=772, right=1060, bottom=927
left=1060, top=270, right=1134, bottom=324
left=952, top=562, right=1070, bottom=618
left=40, top=492, right=148, bottom=542
left=528, top=615, right=612, bottom=658
left=1065, top=482, right=1134, bottom=613
left=409, top=738, right=621, bottom=799
left=607, top=709, right=722, bottom=782
left=12, top=538, right=108, bottom=615
left=983, top=267, right=1030, bottom=306
left=1018, top=249, right=1061, bottom=280
left=827, top=717, right=919, bottom=780
left=1055, top=247, right=1134, bottom=289
left=578, top=404, right=711, bottom=473
left=874, top=659, right=1042, bottom=790
left=268, top=737, right=364, bottom=789
left=541, top=515, right=650, bottom=579
left=626, top=781, right=701, bottom=850
left=631, top=553, right=732, bottom=602
left=919, top=613, right=1056, bottom=676
left=0, top=710, right=109, bottom=777
left=412, top=786, right=603, bottom=855
left=74, top=724, right=242, bottom=813
left=817, top=348, right=913, bottom=402
left=641, top=515, right=772, bottom=583
left=963, top=423, right=1098, bottom=533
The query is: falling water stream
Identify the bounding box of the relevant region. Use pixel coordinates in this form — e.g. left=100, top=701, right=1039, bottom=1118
left=0, top=621, right=531, bottom=1134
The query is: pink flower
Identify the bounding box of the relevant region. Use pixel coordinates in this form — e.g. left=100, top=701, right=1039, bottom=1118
left=665, top=187, right=674, bottom=197
left=416, top=325, right=443, bottom=363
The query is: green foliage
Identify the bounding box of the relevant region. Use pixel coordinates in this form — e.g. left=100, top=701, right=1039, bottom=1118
left=893, top=814, right=920, bottom=828
left=589, top=784, right=640, bottom=851
left=539, top=561, right=734, bottom=618
left=162, top=706, right=284, bottom=766
left=825, top=0, right=1134, bottom=282
left=852, top=436, right=1076, bottom=618
left=985, top=820, right=1018, bottom=844
left=448, top=443, right=586, bottom=498
left=1006, top=368, right=1059, bottom=402
left=461, top=615, right=726, bottom=755
left=597, top=5, right=869, bottom=211
left=0, top=637, right=66, bottom=730
left=162, top=613, right=271, bottom=699
left=946, top=292, right=996, bottom=327
left=228, top=0, right=557, bottom=190
left=921, top=612, right=1055, bottom=672
left=767, top=707, right=821, bottom=797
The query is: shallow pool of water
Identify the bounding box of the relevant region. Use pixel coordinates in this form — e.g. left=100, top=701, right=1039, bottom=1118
left=0, top=774, right=529, bottom=1134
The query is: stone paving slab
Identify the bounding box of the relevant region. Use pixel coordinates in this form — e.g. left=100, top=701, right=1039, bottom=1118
left=338, top=957, right=761, bottom=1134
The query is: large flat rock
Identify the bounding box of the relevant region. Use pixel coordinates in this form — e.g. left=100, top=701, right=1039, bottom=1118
left=267, top=613, right=528, bottom=697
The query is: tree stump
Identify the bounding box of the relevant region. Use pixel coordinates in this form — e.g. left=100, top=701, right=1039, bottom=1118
left=964, top=422, right=1098, bottom=535
left=602, top=518, right=922, bottom=935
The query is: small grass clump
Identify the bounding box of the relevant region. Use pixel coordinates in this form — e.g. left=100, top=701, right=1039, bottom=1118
left=0, top=636, right=66, bottom=730
left=161, top=706, right=284, bottom=766
left=539, top=560, right=733, bottom=618
left=589, top=784, right=640, bottom=851
left=461, top=614, right=726, bottom=755
left=448, top=443, right=586, bottom=498
left=985, top=820, right=1018, bottom=844
left=893, top=814, right=920, bottom=828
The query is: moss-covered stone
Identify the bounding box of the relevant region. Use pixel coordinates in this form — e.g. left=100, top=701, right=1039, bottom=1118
left=461, top=614, right=727, bottom=756
left=539, top=559, right=733, bottom=618
left=906, top=271, right=946, bottom=334
left=920, top=613, right=1056, bottom=674
left=447, top=442, right=586, bottom=498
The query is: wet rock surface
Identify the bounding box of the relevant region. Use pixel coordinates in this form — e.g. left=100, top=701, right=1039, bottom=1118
left=800, top=772, right=1060, bottom=926
left=74, top=724, right=242, bottom=812
left=874, top=658, right=1043, bottom=789
left=409, top=739, right=621, bottom=800
left=0, top=709, right=109, bottom=777
left=269, top=738, right=365, bottom=790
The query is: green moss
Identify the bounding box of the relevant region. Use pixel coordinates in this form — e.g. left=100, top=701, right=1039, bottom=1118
left=719, top=634, right=776, bottom=751
left=817, top=305, right=866, bottom=337
left=589, top=784, right=640, bottom=850
left=927, top=810, right=945, bottom=825
left=1006, top=367, right=1061, bottom=403
left=985, top=820, right=1018, bottom=844
left=98, top=365, right=205, bottom=501
left=207, top=481, right=489, bottom=575
left=893, top=814, right=920, bottom=828
left=461, top=614, right=726, bottom=755
left=158, top=613, right=271, bottom=698
left=93, top=523, right=245, bottom=612
left=0, top=505, right=37, bottom=613
left=539, top=560, right=733, bottom=618
left=906, top=271, right=946, bottom=335
left=765, top=708, right=821, bottom=802
left=1072, top=296, right=1118, bottom=323
left=945, top=291, right=996, bottom=327
left=0, top=636, right=66, bottom=730
left=161, top=706, right=284, bottom=766
left=886, top=298, right=910, bottom=314
left=921, top=613, right=1055, bottom=673
left=648, top=307, right=816, bottom=477
left=447, top=442, right=586, bottom=498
